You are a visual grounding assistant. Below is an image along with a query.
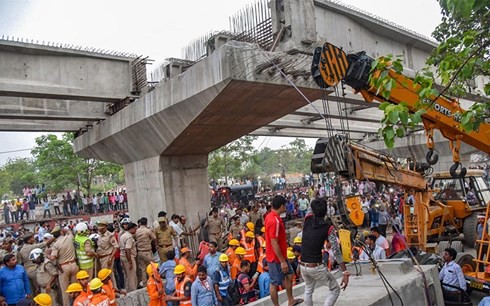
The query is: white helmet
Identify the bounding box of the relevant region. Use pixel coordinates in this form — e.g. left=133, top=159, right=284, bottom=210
left=75, top=223, right=88, bottom=234
left=120, top=217, right=131, bottom=225
left=89, top=233, right=100, bottom=241
left=29, top=248, right=43, bottom=261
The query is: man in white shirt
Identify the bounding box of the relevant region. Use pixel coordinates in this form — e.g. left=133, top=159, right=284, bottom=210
left=371, top=227, right=390, bottom=257
left=439, top=247, right=466, bottom=302
left=359, top=234, right=386, bottom=260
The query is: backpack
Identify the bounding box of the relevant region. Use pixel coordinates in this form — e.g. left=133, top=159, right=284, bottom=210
left=228, top=278, right=241, bottom=305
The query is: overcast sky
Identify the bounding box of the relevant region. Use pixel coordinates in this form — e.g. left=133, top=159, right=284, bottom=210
left=0, top=0, right=442, bottom=165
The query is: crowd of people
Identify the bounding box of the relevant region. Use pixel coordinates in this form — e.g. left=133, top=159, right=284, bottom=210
left=0, top=175, right=486, bottom=306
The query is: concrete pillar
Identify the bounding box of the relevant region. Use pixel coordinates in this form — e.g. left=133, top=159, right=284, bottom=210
left=124, top=154, right=210, bottom=226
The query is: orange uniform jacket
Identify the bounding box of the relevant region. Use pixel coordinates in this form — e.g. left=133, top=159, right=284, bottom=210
left=74, top=291, right=90, bottom=306
left=256, top=253, right=266, bottom=273
left=147, top=275, right=166, bottom=306
left=231, top=258, right=242, bottom=280
left=89, top=293, right=110, bottom=306
left=179, top=257, right=198, bottom=281
left=175, top=277, right=192, bottom=305
left=102, top=281, right=116, bottom=305
left=243, top=240, right=256, bottom=263
left=226, top=247, right=236, bottom=266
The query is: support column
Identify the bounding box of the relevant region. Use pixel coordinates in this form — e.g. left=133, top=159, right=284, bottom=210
left=124, top=154, right=210, bottom=226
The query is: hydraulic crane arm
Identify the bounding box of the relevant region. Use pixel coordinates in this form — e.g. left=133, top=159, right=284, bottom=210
left=311, top=43, right=490, bottom=178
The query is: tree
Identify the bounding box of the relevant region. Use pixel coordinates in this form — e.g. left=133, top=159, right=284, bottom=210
left=374, top=0, right=489, bottom=148
left=0, top=158, right=39, bottom=197
left=31, top=133, right=123, bottom=196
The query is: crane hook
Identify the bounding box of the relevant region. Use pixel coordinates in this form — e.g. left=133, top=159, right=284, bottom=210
left=450, top=162, right=467, bottom=178
left=426, top=149, right=439, bottom=165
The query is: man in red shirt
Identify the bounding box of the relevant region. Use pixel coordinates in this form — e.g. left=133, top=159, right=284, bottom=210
left=265, top=195, right=302, bottom=306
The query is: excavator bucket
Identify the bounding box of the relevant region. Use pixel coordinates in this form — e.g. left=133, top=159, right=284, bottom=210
left=312, top=42, right=349, bottom=88
left=345, top=195, right=364, bottom=227
left=338, top=228, right=353, bottom=263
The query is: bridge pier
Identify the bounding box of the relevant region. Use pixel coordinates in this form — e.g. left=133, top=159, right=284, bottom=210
left=124, top=154, right=209, bottom=225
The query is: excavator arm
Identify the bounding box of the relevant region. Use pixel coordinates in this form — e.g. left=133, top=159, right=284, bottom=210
left=311, top=43, right=490, bottom=178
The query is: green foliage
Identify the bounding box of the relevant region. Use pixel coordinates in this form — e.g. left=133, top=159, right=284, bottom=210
left=372, top=0, right=489, bottom=149
left=0, top=158, right=39, bottom=197
left=31, top=133, right=123, bottom=195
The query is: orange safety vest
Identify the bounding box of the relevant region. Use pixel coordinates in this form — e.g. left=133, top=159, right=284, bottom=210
left=256, top=253, right=266, bottom=273
left=231, top=258, right=242, bottom=280
left=147, top=275, right=166, bottom=306
left=102, top=281, right=116, bottom=305
left=243, top=240, right=256, bottom=263
left=74, top=291, right=90, bottom=306
left=256, top=236, right=265, bottom=256
left=89, top=293, right=110, bottom=306
left=226, top=247, right=236, bottom=266
left=175, top=276, right=192, bottom=305
left=239, top=229, right=246, bottom=245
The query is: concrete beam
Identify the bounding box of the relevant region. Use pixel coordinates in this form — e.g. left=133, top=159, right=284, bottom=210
left=293, top=100, right=384, bottom=123
left=0, top=96, right=107, bottom=121
left=265, top=115, right=380, bottom=134
left=0, top=40, right=135, bottom=102
left=0, top=119, right=90, bottom=132
left=250, top=127, right=366, bottom=140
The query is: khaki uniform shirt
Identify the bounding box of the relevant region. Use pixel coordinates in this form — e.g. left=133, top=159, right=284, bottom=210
left=18, top=242, right=46, bottom=272
left=119, top=231, right=136, bottom=259
left=51, top=235, right=76, bottom=264
left=229, top=224, right=241, bottom=239
left=249, top=211, right=263, bottom=226
left=36, top=259, right=58, bottom=288
left=206, top=216, right=224, bottom=235
left=97, top=231, right=119, bottom=257
left=154, top=226, right=177, bottom=248
left=135, top=226, right=155, bottom=252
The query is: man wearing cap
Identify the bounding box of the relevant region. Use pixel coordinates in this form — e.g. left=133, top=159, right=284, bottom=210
left=155, top=217, right=177, bottom=263
left=205, top=207, right=225, bottom=249
left=31, top=248, right=60, bottom=305
left=166, top=264, right=192, bottom=305
left=135, top=217, right=156, bottom=285
left=239, top=222, right=255, bottom=246
left=179, top=247, right=200, bottom=281
left=225, top=239, right=239, bottom=266
left=48, top=226, right=79, bottom=306
left=17, top=232, right=54, bottom=295
left=95, top=221, right=119, bottom=290
left=119, top=223, right=138, bottom=292
left=243, top=231, right=257, bottom=275
left=230, top=247, right=246, bottom=280
left=88, top=278, right=110, bottom=306
left=213, top=254, right=232, bottom=306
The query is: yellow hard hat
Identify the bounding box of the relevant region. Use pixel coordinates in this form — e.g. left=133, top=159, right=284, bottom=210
left=261, top=227, right=265, bottom=233
left=229, top=239, right=240, bottom=246
left=287, top=247, right=293, bottom=251
left=287, top=250, right=295, bottom=260
left=174, top=264, right=186, bottom=275
left=147, top=262, right=159, bottom=276
left=245, top=231, right=255, bottom=239
left=89, top=278, right=103, bottom=290
left=235, top=247, right=246, bottom=255
left=76, top=270, right=89, bottom=280
left=246, top=222, right=254, bottom=231
left=33, top=293, right=52, bottom=306
left=294, top=237, right=302, bottom=244
left=261, top=241, right=266, bottom=248
left=97, top=268, right=112, bottom=281
left=66, top=283, right=83, bottom=293
left=219, top=254, right=229, bottom=262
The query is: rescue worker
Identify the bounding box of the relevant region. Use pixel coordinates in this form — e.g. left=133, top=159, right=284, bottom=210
left=30, top=248, right=60, bottom=306
left=88, top=278, right=110, bottom=306
left=225, top=239, right=239, bottom=266
left=97, top=268, right=118, bottom=304
left=17, top=232, right=53, bottom=295
left=205, top=207, right=225, bottom=249
left=74, top=223, right=97, bottom=279
left=256, top=241, right=267, bottom=274
left=231, top=247, right=246, bottom=280
left=243, top=231, right=257, bottom=275
left=256, top=227, right=266, bottom=257
left=179, top=247, right=200, bottom=281
left=48, top=226, right=79, bottom=306
left=146, top=262, right=166, bottom=306
left=119, top=222, right=137, bottom=292
left=239, top=222, right=254, bottom=245
left=33, top=293, right=52, bottom=306
left=213, top=254, right=232, bottom=306
left=76, top=270, right=92, bottom=298
left=293, top=237, right=302, bottom=246
left=155, top=217, right=177, bottom=263
left=96, top=221, right=119, bottom=290
left=165, top=264, right=192, bottom=305
left=66, top=283, right=89, bottom=306
left=135, top=217, right=156, bottom=285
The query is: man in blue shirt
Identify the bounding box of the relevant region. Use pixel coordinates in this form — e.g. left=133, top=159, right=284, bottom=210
left=204, top=242, right=221, bottom=276
left=0, top=254, right=31, bottom=305
left=213, top=254, right=232, bottom=306
left=439, top=248, right=466, bottom=302
left=159, top=250, right=176, bottom=306
left=258, top=260, right=270, bottom=298
left=191, top=265, right=217, bottom=306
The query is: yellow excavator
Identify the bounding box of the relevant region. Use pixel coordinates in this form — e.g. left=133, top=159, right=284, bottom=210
left=310, top=42, right=490, bottom=293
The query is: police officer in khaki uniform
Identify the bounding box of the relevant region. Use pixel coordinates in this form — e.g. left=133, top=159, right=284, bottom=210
left=96, top=221, right=119, bottom=289
left=48, top=226, right=79, bottom=306
left=135, top=217, right=156, bottom=285
left=17, top=233, right=54, bottom=295
left=120, top=223, right=138, bottom=292
left=154, top=217, right=177, bottom=263
left=205, top=207, right=225, bottom=248
left=30, top=248, right=61, bottom=306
